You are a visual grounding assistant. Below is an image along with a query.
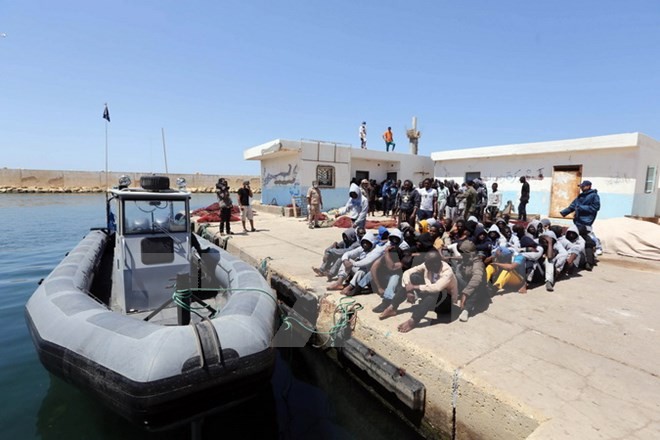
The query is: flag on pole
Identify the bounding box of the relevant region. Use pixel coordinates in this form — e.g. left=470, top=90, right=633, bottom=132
left=103, top=104, right=111, bottom=122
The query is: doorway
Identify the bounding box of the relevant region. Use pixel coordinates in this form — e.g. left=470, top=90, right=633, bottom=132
left=355, top=170, right=369, bottom=182
left=549, top=166, right=582, bottom=218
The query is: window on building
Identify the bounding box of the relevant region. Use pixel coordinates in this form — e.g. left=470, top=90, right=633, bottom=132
left=316, top=165, right=335, bottom=188
left=645, top=166, right=657, bottom=193
left=465, top=172, right=481, bottom=182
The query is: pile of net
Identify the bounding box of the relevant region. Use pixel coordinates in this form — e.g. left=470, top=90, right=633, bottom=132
left=332, top=215, right=397, bottom=229
left=192, top=203, right=241, bottom=223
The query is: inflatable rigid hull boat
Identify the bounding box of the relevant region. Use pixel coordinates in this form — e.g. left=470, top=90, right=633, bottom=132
left=25, top=176, right=278, bottom=428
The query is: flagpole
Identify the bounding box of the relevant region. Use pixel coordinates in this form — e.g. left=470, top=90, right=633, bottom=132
left=105, top=119, right=109, bottom=189
left=103, top=103, right=111, bottom=231
left=104, top=102, right=110, bottom=189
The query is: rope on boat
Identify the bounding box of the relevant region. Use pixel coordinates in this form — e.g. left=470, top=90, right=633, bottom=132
left=198, top=223, right=210, bottom=236
left=305, top=296, right=363, bottom=348
left=172, top=289, right=220, bottom=319
left=258, top=257, right=273, bottom=277
left=172, top=286, right=361, bottom=344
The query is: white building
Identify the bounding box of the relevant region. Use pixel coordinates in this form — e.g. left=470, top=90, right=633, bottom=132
left=244, top=139, right=434, bottom=209
left=245, top=133, right=660, bottom=219
left=432, top=133, right=660, bottom=219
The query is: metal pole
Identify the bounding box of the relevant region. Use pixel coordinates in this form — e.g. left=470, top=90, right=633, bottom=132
left=161, top=128, right=169, bottom=174
left=105, top=121, right=109, bottom=189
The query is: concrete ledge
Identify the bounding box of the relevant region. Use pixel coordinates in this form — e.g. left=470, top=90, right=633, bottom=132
left=316, top=293, right=540, bottom=440
left=254, top=204, right=301, bottom=217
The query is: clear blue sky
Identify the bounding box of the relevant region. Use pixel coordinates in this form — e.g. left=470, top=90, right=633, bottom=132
left=2, top=0, right=659, bottom=176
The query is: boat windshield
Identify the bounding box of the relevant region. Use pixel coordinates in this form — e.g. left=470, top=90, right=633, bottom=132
left=123, top=199, right=188, bottom=234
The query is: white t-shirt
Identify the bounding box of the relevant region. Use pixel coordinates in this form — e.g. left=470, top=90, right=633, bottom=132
left=487, top=191, right=502, bottom=208
left=417, top=187, right=438, bottom=211
left=437, top=187, right=450, bottom=203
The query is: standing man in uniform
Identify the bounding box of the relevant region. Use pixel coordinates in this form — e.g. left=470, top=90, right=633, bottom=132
left=382, top=126, right=395, bottom=152
left=560, top=180, right=602, bottom=255
left=306, top=180, right=323, bottom=229
left=237, top=180, right=256, bottom=233
left=359, top=121, right=367, bottom=149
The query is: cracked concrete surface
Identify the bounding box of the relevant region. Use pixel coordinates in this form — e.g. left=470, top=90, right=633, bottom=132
left=196, top=211, right=660, bottom=439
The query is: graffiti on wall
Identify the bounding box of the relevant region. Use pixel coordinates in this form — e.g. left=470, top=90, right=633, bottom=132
left=481, top=168, right=545, bottom=183
left=607, top=172, right=632, bottom=185
left=263, top=164, right=299, bottom=186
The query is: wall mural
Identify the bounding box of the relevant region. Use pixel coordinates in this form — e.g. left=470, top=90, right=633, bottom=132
left=262, top=164, right=299, bottom=186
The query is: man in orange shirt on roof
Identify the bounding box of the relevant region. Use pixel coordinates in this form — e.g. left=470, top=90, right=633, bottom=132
left=382, top=126, right=395, bottom=152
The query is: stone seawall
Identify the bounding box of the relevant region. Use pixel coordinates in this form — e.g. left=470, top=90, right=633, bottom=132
left=0, top=168, right=260, bottom=193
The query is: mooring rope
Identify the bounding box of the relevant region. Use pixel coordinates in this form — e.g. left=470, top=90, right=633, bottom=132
left=172, top=285, right=361, bottom=344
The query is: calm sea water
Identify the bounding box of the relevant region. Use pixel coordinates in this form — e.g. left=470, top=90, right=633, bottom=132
left=0, top=194, right=423, bottom=440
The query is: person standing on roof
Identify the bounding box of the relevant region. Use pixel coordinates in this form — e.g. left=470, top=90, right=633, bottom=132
left=382, top=126, right=395, bottom=152
left=359, top=121, right=367, bottom=149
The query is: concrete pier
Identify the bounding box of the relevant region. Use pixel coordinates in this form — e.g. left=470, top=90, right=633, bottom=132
left=194, top=211, right=660, bottom=440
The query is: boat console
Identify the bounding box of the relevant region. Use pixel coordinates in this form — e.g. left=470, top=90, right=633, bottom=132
left=108, top=176, right=192, bottom=313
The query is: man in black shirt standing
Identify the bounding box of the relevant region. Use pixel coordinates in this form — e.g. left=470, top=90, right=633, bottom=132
left=519, top=176, right=530, bottom=222
left=237, top=180, right=256, bottom=232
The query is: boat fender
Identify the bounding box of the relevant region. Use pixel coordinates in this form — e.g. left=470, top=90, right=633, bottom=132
left=190, top=319, right=238, bottom=372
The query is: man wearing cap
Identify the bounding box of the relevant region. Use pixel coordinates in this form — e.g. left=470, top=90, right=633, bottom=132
left=237, top=180, right=256, bottom=232
left=306, top=180, right=323, bottom=229
left=560, top=180, right=602, bottom=254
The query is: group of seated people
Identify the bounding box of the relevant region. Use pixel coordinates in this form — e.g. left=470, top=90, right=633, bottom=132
left=312, top=215, right=599, bottom=333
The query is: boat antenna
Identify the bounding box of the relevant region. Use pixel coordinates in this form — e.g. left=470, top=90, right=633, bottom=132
left=161, top=127, right=169, bottom=174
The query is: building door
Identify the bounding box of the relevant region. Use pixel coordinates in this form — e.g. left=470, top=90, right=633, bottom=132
left=355, top=170, right=369, bottom=182
left=465, top=172, right=481, bottom=182
left=386, top=172, right=398, bottom=182
left=549, top=166, right=582, bottom=218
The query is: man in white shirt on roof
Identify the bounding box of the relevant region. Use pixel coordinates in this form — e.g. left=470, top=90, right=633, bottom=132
left=359, top=121, right=367, bottom=149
